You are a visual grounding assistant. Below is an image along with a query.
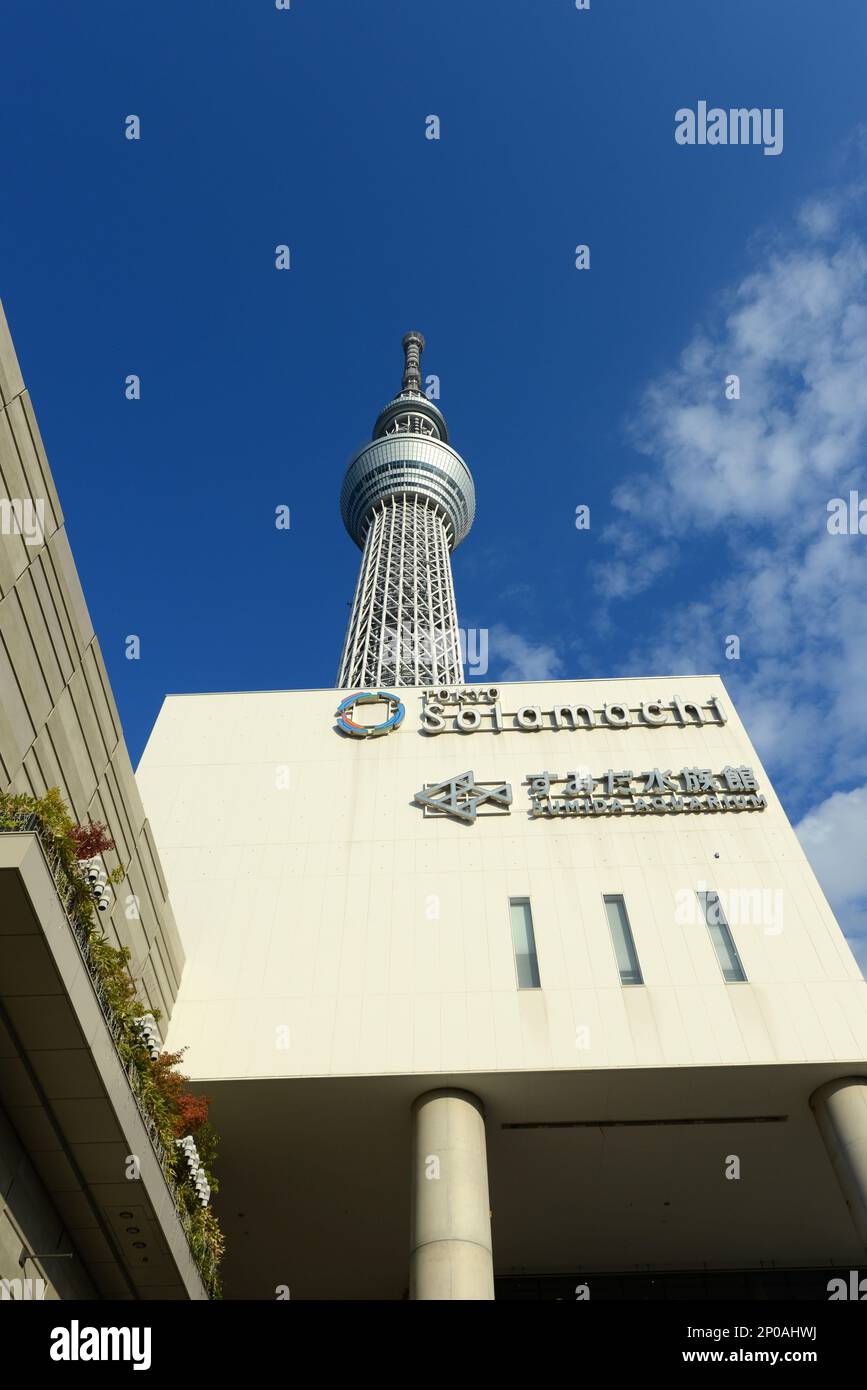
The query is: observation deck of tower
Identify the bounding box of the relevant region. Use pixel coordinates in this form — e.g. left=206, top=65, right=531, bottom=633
left=337, top=333, right=476, bottom=688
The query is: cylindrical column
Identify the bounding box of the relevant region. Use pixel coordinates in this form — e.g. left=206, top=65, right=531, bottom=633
left=811, top=1076, right=867, bottom=1250
left=410, top=1088, right=494, bottom=1300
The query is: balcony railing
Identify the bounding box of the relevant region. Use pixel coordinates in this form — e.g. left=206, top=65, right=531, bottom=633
left=0, top=812, right=218, bottom=1297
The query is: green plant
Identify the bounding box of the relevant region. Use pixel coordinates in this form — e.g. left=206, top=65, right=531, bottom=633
left=0, top=787, right=224, bottom=1295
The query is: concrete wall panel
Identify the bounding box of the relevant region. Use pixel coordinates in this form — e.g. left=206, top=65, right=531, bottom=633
left=0, top=300, right=184, bottom=1020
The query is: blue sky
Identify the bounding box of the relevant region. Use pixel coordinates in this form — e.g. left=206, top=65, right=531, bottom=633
left=3, top=1, right=867, bottom=962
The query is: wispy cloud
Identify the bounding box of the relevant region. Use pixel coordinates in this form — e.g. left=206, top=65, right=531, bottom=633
left=592, top=159, right=867, bottom=957
left=796, top=785, right=867, bottom=976
left=488, top=623, right=565, bottom=681
left=603, top=217, right=867, bottom=566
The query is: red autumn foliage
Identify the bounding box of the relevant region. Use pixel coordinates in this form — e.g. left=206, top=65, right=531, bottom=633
left=152, top=1049, right=187, bottom=1105
left=176, top=1091, right=211, bottom=1136
left=70, top=819, right=116, bottom=860
left=148, top=1048, right=211, bottom=1137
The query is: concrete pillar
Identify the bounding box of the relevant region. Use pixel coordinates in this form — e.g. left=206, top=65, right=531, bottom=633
left=811, top=1076, right=867, bottom=1251
left=410, top=1088, right=494, bottom=1300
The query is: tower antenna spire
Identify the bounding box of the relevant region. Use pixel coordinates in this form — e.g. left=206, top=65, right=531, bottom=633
left=401, top=331, right=425, bottom=394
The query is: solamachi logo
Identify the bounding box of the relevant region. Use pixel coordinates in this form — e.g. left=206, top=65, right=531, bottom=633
left=335, top=690, right=405, bottom=738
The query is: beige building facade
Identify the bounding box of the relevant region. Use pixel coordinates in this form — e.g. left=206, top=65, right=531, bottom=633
left=137, top=677, right=867, bottom=1299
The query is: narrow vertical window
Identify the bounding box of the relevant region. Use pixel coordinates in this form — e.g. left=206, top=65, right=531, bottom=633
left=509, top=898, right=540, bottom=988
left=603, top=895, right=643, bottom=985
left=697, top=891, right=747, bottom=982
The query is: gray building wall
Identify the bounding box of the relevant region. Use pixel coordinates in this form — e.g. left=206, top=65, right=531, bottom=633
left=0, top=1103, right=96, bottom=1300
left=0, top=296, right=190, bottom=1298
left=0, top=296, right=184, bottom=1026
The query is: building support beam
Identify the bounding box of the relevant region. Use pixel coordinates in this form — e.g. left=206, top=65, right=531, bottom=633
left=410, top=1088, right=494, bottom=1300
left=811, top=1076, right=867, bottom=1252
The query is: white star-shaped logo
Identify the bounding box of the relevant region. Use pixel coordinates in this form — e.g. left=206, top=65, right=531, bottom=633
left=414, top=771, right=513, bottom=824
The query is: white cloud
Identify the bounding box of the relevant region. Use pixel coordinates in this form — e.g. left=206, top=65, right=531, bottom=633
left=489, top=624, right=565, bottom=681
left=797, top=196, right=839, bottom=240
left=598, top=180, right=867, bottom=777
left=593, top=166, right=867, bottom=962
left=796, top=785, right=867, bottom=976
left=607, top=236, right=867, bottom=549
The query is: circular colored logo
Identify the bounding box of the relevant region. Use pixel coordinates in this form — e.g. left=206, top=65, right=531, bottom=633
left=336, top=691, right=405, bottom=738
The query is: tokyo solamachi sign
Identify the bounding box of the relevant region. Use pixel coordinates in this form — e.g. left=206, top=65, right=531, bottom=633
left=335, top=688, right=731, bottom=739
left=421, top=689, right=728, bottom=735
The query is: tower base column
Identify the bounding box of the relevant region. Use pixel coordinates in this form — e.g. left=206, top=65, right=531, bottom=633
left=410, top=1088, right=494, bottom=1300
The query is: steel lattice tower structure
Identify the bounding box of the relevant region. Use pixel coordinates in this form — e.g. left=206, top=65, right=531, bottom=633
left=337, top=332, right=476, bottom=688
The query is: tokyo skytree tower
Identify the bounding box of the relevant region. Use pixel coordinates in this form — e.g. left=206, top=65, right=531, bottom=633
left=337, top=332, right=476, bottom=689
